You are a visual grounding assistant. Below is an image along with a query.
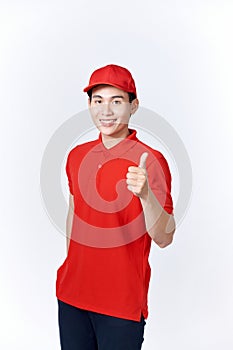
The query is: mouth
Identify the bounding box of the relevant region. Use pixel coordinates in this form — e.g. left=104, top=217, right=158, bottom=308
left=99, top=119, right=117, bottom=127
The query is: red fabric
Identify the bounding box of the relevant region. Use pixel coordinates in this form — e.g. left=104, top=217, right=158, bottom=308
left=83, top=64, right=137, bottom=97
left=56, top=130, right=173, bottom=321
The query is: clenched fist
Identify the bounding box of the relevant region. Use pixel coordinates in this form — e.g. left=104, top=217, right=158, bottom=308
left=126, top=152, right=149, bottom=198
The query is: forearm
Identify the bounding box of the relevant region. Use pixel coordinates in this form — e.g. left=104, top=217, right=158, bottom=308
left=126, top=152, right=175, bottom=247
left=140, top=187, right=175, bottom=248
left=66, top=210, right=73, bottom=253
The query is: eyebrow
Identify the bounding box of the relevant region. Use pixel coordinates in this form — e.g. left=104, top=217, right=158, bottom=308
left=92, top=95, right=125, bottom=99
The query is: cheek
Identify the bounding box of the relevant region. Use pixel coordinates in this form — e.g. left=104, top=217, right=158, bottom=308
left=119, top=113, right=131, bottom=123
left=90, top=113, right=98, bottom=126
left=117, top=106, right=131, bottom=119
left=91, top=116, right=99, bottom=126
left=89, top=107, right=99, bottom=119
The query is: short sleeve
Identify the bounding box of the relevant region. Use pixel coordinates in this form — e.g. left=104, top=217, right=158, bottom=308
left=65, top=151, right=74, bottom=195
left=147, top=153, right=174, bottom=215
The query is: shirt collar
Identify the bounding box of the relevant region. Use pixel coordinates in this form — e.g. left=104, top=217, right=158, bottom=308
left=92, top=129, right=139, bottom=156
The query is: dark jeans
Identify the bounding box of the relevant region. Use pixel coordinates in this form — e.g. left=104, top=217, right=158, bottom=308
left=58, top=299, right=146, bottom=350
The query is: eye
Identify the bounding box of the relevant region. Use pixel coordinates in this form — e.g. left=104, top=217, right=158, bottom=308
left=94, top=100, right=102, bottom=104
left=112, top=100, right=121, bottom=105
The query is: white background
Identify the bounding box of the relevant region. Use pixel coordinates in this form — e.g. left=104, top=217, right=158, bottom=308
left=1, top=1, right=233, bottom=349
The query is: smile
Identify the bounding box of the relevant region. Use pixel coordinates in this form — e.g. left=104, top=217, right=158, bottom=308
left=99, top=119, right=117, bottom=127
left=99, top=119, right=117, bottom=123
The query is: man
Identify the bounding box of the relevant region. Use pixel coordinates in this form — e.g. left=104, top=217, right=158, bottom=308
left=56, top=64, right=176, bottom=350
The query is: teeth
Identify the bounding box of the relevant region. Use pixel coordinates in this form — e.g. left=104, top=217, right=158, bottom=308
left=99, top=119, right=116, bottom=123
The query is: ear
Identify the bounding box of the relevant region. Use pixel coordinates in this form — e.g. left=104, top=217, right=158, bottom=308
left=88, top=97, right=91, bottom=108
left=130, top=98, right=139, bottom=115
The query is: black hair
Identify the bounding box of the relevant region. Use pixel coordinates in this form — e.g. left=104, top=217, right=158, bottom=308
left=87, top=89, right=136, bottom=103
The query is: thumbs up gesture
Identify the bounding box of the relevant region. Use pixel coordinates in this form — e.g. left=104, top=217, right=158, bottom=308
left=126, top=152, right=149, bottom=198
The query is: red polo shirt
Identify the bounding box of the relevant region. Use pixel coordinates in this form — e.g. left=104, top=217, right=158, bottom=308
left=56, top=129, right=173, bottom=321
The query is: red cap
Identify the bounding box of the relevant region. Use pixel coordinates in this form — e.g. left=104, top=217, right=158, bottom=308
left=83, top=64, right=137, bottom=97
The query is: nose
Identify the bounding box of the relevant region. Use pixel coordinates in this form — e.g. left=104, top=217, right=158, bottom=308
left=101, top=103, right=113, bottom=116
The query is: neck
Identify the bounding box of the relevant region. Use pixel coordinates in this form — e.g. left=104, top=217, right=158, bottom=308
left=101, top=129, right=130, bottom=149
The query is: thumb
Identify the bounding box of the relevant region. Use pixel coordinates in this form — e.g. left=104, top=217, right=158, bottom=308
left=139, top=152, right=148, bottom=169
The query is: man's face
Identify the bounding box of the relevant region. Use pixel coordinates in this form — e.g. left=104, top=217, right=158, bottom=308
left=88, top=85, right=138, bottom=140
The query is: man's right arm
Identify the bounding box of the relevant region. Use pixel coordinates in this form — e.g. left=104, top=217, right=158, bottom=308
left=66, top=194, right=74, bottom=254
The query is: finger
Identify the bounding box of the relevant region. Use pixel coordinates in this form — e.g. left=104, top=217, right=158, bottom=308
left=126, top=172, right=146, bottom=180
left=139, top=152, right=148, bottom=169
left=128, top=166, right=146, bottom=174
left=127, top=185, right=140, bottom=196
left=126, top=178, right=138, bottom=186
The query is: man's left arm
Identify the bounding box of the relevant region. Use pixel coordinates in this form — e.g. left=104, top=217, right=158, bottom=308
left=126, top=152, right=176, bottom=248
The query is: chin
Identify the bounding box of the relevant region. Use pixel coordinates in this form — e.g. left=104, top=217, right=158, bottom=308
left=100, top=129, right=118, bottom=137
left=99, top=125, right=118, bottom=134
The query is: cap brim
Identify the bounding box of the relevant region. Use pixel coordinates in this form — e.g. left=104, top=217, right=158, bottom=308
left=83, top=82, right=136, bottom=97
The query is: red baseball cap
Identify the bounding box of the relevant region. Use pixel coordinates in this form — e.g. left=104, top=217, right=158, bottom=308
left=83, top=64, right=137, bottom=97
